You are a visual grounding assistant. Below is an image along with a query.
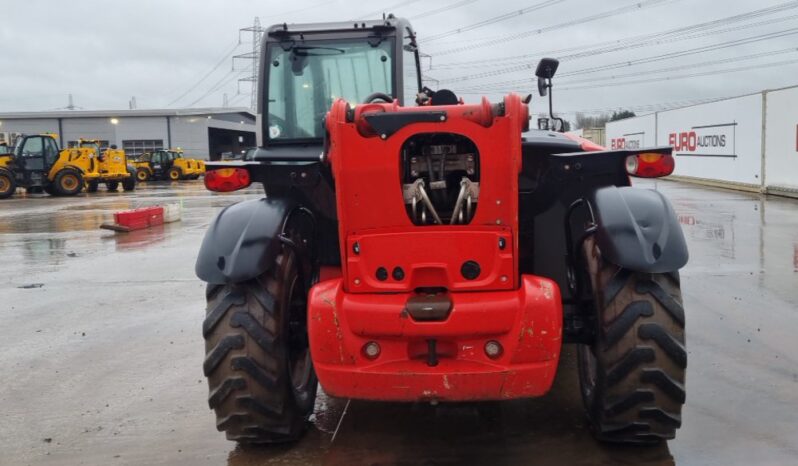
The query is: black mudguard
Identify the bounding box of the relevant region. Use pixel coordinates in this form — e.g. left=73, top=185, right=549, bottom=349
left=196, top=197, right=297, bottom=284
left=590, top=186, right=688, bottom=273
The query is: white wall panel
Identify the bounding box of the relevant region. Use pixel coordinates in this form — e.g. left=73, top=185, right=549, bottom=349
left=657, top=94, right=763, bottom=186
left=606, top=113, right=656, bottom=150
left=764, top=86, right=798, bottom=192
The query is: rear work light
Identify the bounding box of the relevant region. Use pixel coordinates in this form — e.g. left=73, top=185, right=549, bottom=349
left=625, top=152, right=675, bottom=178
left=204, top=167, right=251, bottom=192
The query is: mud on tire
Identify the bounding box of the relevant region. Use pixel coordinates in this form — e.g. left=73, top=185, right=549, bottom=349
left=203, top=249, right=317, bottom=444
left=577, top=237, right=686, bottom=444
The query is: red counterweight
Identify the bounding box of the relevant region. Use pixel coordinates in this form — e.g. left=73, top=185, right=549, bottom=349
left=308, top=94, right=562, bottom=402
left=325, top=95, right=527, bottom=293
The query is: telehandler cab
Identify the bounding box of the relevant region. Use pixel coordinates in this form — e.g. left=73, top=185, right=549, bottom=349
left=195, top=17, right=688, bottom=446
left=0, top=133, right=100, bottom=198
left=77, top=139, right=136, bottom=192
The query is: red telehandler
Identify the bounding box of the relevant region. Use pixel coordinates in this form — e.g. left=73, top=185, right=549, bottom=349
left=196, top=16, right=687, bottom=445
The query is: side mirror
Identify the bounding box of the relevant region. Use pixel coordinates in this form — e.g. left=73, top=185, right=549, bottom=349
left=535, top=57, right=561, bottom=121
left=535, top=58, right=560, bottom=80
left=536, top=57, right=559, bottom=97
left=537, top=77, right=548, bottom=97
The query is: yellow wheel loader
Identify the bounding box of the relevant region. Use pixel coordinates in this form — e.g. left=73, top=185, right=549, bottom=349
left=0, top=134, right=100, bottom=199
left=77, top=139, right=136, bottom=192
left=132, top=149, right=204, bottom=181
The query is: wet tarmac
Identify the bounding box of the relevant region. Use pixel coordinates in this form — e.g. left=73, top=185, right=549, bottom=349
left=0, top=179, right=796, bottom=465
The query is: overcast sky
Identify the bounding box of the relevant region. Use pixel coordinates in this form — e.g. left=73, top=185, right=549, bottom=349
left=2, top=0, right=798, bottom=121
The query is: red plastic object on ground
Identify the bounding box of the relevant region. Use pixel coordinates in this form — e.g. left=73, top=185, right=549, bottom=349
left=101, top=206, right=164, bottom=232
left=306, top=94, right=563, bottom=401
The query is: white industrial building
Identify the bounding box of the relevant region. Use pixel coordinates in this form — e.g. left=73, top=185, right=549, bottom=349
left=0, top=108, right=256, bottom=160
left=606, top=84, right=798, bottom=198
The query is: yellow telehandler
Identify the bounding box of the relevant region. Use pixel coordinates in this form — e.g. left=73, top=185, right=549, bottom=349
left=77, top=139, right=136, bottom=192
left=133, top=149, right=205, bottom=181
left=0, top=134, right=100, bottom=198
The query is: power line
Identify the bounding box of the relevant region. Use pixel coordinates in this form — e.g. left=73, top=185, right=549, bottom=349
left=557, top=58, right=798, bottom=91
left=464, top=57, right=798, bottom=95
left=184, top=64, right=253, bottom=108
left=409, top=0, right=481, bottom=20
left=167, top=40, right=240, bottom=107
left=453, top=29, right=798, bottom=92
left=558, top=30, right=798, bottom=78
left=459, top=47, right=798, bottom=93
left=357, top=0, right=426, bottom=19
left=422, top=0, right=565, bottom=42
left=426, top=0, right=677, bottom=56
left=429, top=1, right=798, bottom=71
left=437, top=15, right=798, bottom=85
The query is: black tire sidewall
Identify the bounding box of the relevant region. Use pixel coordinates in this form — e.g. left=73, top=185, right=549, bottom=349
left=55, top=170, right=84, bottom=196
left=274, top=249, right=318, bottom=417
left=578, top=237, right=685, bottom=443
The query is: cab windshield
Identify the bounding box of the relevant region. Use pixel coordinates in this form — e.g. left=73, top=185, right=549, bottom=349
left=267, top=38, right=395, bottom=141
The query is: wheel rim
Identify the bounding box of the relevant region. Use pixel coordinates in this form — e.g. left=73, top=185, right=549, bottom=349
left=61, top=174, right=78, bottom=190
left=137, top=171, right=147, bottom=181
left=170, top=171, right=179, bottom=180
left=0, top=175, right=9, bottom=192
left=286, top=274, right=312, bottom=393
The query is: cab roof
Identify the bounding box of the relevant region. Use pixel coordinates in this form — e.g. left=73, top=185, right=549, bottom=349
left=265, top=16, right=410, bottom=37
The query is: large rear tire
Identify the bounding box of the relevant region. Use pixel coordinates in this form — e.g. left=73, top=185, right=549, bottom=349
left=0, top=169, right=15, bottom=199
left=136, top=168, right=150, bottom=182
left=577, top=237, right=686, bottom=444
left=203, top=248, right=317, bottom=444
left=53, top=169, right=84, bottom=196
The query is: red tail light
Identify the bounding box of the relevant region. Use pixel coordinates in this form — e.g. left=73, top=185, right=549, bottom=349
left=625, top=152, right=675, bottom=178
left=204, top=168, right=251, bottom=192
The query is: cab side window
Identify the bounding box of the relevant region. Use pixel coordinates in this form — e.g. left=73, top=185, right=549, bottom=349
left=21, top=137, right=44, bottom=157
left=44, top=138, right=59, bottom=165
